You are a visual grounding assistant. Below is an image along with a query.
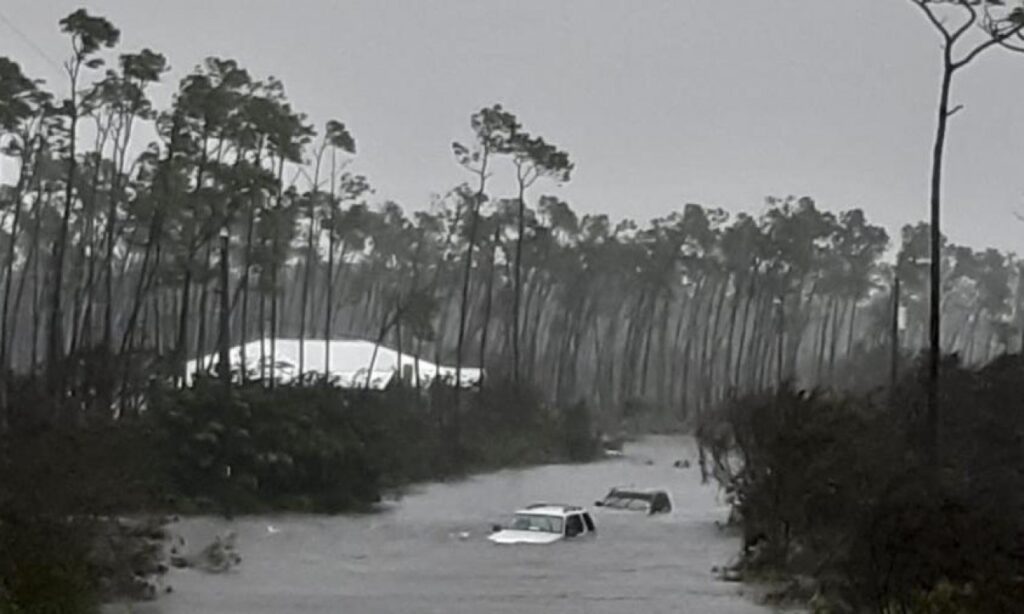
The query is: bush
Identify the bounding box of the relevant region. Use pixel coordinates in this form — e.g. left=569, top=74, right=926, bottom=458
left=709, top=355, right=1024, bottom=613
left=149, top=377, right=600, bottom=512
left=0, top=515, right=98, bottom=614
left=0, top=375, right=602, bottom=611
left=151, top=380, right=384, bottom=513
left=561, top=400, right=598, bottom=462
left=461, top=382, right=600, bottom=468
left=462, top=381, right=555, bottom=468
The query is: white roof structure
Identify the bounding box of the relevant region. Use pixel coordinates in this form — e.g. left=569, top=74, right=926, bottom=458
left=185, top=338, right=483, bottom=389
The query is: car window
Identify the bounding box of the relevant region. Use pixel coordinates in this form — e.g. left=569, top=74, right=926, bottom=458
left=582, top=513, right=595, bottom=532
left=652, top=493, right=671, bottom=513
left=603, top=492, right=654, bottom=511
left=602, top=496, right=625, bottom=509
left=511, top=513, right=563, bottom=534
left=626, top=498, right=650, bottom=511
left=565, top=514, right=584, bottom=537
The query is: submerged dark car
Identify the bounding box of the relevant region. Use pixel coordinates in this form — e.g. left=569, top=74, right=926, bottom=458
left=594, top=488, right=672, bottom=514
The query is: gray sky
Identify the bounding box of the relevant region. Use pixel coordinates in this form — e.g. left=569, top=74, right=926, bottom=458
left=3, top=0, right=1023, bottom=252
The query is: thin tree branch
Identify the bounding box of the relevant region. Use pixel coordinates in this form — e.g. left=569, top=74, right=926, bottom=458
left=946, top=104, right=965, bottom=117
left=912, top=0, right=954, bottom=42
left=950, top=0, right=979, bottom=42
left=953, top=20, right=1024, bottom=69
left=996, top=30, right=1024, bottom=52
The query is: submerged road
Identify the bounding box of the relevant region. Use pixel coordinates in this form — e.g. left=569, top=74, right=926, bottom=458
left=122, top=436, right=773, bottom=613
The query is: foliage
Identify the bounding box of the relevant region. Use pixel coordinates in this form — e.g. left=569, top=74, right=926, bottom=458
left=0, top=387, right=169, bottom=613
left=151, top=379, right=382, bottom=513
left=0, top=515, right=98, bottom=614
left=560, top=400, right=599, bottom=462
left=0, top=374, right=598, bottom=611
left=149, top=377, right=600, bottom=513
left=706, top=355, right=1024, bottom=613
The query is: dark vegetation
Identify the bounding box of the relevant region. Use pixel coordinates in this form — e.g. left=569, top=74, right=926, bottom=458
left=153, top=377, right=599, bottom=514
left=1, top=376, right=599, bottom=611
left=702, top=354, right=1024, bottom=613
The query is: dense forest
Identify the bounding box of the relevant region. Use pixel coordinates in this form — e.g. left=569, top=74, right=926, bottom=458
left=3, top=11, right=1024, bottom=430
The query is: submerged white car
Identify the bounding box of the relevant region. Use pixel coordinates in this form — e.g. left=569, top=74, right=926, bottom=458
left=487, top=504, right=597, bottom=545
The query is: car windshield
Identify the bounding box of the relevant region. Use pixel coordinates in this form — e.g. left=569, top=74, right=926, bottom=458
left=510, top=513, right=564, bottom=534
left=602, top=492, right=653, bottom=511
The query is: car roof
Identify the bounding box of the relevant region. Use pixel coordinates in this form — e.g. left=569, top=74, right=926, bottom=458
left=515, top=503, right=588, bottom=516
left=606, top=488, right=670, bottom=499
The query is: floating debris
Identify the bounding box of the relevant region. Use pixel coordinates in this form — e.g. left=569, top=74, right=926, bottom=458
left=170, top=530, right=241, bottom=573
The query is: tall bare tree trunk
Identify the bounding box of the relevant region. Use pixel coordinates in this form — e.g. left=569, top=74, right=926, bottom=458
left=926, top=52, right=954, bottom=466
left=478, top=224, right=500, bottom=382
left=47, top=93, right=81, bottom=392
left=512, top=178, right=526, bottom=383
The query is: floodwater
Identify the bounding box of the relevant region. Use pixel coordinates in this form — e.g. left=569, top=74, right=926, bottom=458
left=120, top=436, right=775, bottom=614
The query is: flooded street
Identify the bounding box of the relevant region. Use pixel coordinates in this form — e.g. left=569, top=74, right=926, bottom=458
left=129, top=436, right=771, bottom=613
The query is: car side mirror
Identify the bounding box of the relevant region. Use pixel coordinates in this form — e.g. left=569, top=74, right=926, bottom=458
left=594, top=500, right=604, bottom=507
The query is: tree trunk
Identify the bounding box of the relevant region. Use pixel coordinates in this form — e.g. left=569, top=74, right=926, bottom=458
left=174, top=268, right=193, bottom=384
left=46, top=76, right=82, bottom=392
left=299, top=193, right=317, bottom=378
left=194, top=245, right=213, bottom=371
left=0, top=150, right=38, bottom=409
left=454, top=156, right=489, bottom=463
left=639, top=292, right=659, bottom=399
left=324, top=219, right=336, bottom=375
left=723, top=273, right=743, bottom=396
left=479, top=223, right=500, bottom=381
left=218, top=230, right=231, bottom=388
left=846, top=298, right=858, bottom=359
left=707, top=276, right=730, bottom=406
left=816, top=296, right=833, bottom=385
left=827, top=297, right=843, bottom=384
left=512, top=177, right=527, bottom=383
left=734, top=270, right=758, bottom=392
left=8, top=190, right=46, bottom=375
left=259, top=290, right=267, bottom=382
left=926, top=55, right=954, bottom=465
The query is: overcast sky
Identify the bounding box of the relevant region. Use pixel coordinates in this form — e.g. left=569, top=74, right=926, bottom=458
left=3, top=0, right=1023, bottom=253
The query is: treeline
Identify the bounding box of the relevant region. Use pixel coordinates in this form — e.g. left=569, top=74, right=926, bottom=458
left=3, top=10, right=1024, bottom=428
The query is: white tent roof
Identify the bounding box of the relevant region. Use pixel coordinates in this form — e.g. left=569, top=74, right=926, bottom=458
left=185, top=338, right=482, bottom=389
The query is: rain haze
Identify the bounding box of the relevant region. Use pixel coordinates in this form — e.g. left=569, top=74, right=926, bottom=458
left=4, top=1, right=1024, bottom=613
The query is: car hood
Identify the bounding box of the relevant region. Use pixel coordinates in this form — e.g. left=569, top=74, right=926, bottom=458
left=487, top=530, right=562, bottom=545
